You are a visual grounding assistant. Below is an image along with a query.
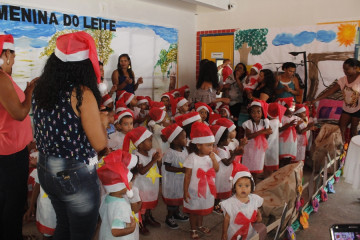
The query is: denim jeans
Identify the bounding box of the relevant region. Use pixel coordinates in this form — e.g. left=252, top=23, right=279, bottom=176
left=0, top=147, right=29, bottom=240
left=37, top=153, right=100, bottom=240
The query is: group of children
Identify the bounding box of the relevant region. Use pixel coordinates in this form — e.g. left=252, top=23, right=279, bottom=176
left=24, top=80, right=316, bottom=240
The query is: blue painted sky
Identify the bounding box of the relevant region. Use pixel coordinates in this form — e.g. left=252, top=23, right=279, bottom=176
left=272, top=30, right=336, bottom=47
left=0, top=5, right=178, bottom=48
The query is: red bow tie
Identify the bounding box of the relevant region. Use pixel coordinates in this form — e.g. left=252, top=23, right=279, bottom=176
left=231, top=210, right=257, bottom=240
left=196, top=168, right=216, bottom=199
left=280, top=125, right=296, bottom=142
left=254, top=135, right=268, bottom=151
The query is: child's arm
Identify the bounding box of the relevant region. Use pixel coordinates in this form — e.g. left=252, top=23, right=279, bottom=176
left=183, top=168, right=192, bottom=203
left=222, top=212, right=230, bottom=240
left=210, top=152, right=220, bottom=172
left=130, top=202, right=142, bottom=213
left=23, top=183, right=40, bottom=222
left=297, top=122, right=314, bottom=134
left=111, top=217, right=136, bottom=237
left=137, top=151, right=161, bottom=175
left=164, top=162, right=185, bottom=173
left=279, top=119, right=296, bottom=132
left=245, top=127, right=272, bottom=140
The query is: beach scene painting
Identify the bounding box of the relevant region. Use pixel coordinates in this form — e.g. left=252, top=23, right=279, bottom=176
left=0, top=4, right=178, bottom=99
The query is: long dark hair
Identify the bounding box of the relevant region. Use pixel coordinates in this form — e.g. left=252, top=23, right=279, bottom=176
left=33, top=54, right=101, bottom=113
left=196, top=60, right=219, bottom=89
left=117, top=54, right=134, bottom=80
left=344, top=58, right=360, bottom=67
left=260, top=69, right=276, bottom=89
left=234, top=62, right=247, bottom=80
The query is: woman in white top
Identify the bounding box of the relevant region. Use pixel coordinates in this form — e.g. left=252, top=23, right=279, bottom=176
left=313, top=58, right=360, bottom=142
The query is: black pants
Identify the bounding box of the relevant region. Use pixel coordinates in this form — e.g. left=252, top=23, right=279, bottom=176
left=0, top=147, right=29, bottom=240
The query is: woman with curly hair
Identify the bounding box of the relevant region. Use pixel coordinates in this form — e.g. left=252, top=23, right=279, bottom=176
left=248, top=69, right=276, bottom=103
left=32, top=31, right=108, bottom=239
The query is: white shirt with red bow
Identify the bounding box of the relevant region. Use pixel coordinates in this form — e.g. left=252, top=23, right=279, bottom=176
left=221, top=194, right=263, bottom=240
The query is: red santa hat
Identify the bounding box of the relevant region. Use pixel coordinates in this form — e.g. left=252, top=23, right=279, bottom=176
left=230, top=162, right=255, bottom=190
left=210, top=125, right=227, bottom=145
left=101, top=94, right=113, bottom=107
left=216, top=118, right=236, bottom=132
left=219, top=104, right=231, bottom=118
left=120, top=92, right=135, bottom=106
left=136, top=96, right=149, bottom=105
left=276, top=97, right=294, bottom=108
left=209, top=113, right=221, bottom=125
left=251, top=63, right=263, bottom=73
left=116, top=90, right=127, bottom=100
left=195, top=102, right=213, bottom=114
left=115, top=99, right=127, bottom=114
left=170, top=89, right=180, bottom=97
left=175, top=112, right=201, bottom=127
left=190, top=122, right=215, bottom=144
left=149, top=101, right=165, bottom=110
left=161, top=123, right=183, bottom=143
left=249, top=99, right=269, bottom=118
left=161, top=92, right=173, bottom=101
left=123, top=127, right=153, bottom=152
left=148, top=107, right=166, bottom=127
left=97, top=149, right=138, bottom=198
left=54, top=31, right=101, bottom=83
left=114, top=109, right=134, bottom=125
left=0, top=34, right=14, bottom=66
left=294, top=104, right=306, bottom=115
left=268, top=102, right=287, bottom=126
left=178, top=85, right=190, bottom=97
left=176, top=97, right=188, bottom=109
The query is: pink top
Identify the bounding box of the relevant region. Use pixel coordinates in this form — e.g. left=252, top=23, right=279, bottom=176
left=337, top=75, right=360, bottom=113
left=0, top=72, right=33, bottom=155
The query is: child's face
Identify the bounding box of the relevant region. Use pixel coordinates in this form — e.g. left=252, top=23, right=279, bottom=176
left=130, top=97, right=137, bottom=107
left=250, top=68, right=258, bottom=76
left=284, top=67, right=296, bottom=78
left=235, top=177, right=252, bottom=198
left=229, top=129, right=236, bottom=139
left=250, top=106, right=262, bottom=123
left=138, top=103, right=147, bottom=111
left=173, top=130, right=187, bottom=148
left=219, top=109, right=228, bottom=118
left=138, top=136, right=153, bottom=151
left=106, top=102, right=114, bottom=110
left=161, top=97, right=170, bottom=107
left=108, top=111, right=115, bottom=125
left=179, top=102, right=189, bottom=113
left=184, top=91, right=190, bottom=99
left=196, top=142, right=214, bottom=155
left=118, top=117, right=134, bottom=133
left=198, top=109, right=208, bottom=122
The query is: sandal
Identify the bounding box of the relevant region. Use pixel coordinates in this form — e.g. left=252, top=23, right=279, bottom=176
left=198, top=226, right=211, bottom=234
left=213, top=204, right=223, bottom=215
left=190, top=230, right=200, bottom=239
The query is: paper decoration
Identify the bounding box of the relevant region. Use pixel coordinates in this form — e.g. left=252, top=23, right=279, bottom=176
left=146, top=166, right=162, bottom=184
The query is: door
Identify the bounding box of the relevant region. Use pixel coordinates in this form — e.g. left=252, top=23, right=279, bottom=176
left=201, top=34, right=234, bottom=68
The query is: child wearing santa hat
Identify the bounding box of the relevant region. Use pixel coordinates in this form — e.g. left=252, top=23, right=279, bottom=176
left=123, top=127, right=163, bottom=234
left=160, top=124, right=189, bottom=229
left=265, top=103, right=287, bottom=176
left=174, top=111, right=202, bottom=142
left=136, top=96, right=150, bottom=127
left=242, top=100, right=272, bottom=181
left=183, top=122, right=220, bottom=239
left=216, top=118, right=243, bottom=152
left=294, top=104, right=315, bottom=163
left=221, top=163, right=263, bottom=240
left=277, top=97, right=301, bottom=166
left=244, top=63, right=262, bottom=93
left=174, top=97, right=189, bottom=118
left=195, top=102, right=212, bottom=125
left=210, top=125, right=234, bottom=215
left=97, top=149, right=138, bottom=239
left=161, top=92, right=174, bottom=119
left=101, top=94, right=114, bottom=111
left=119, top=92, right=143, bottom=126
left=108, top=109, right=134, bottom=151
left=147, top=107, right=170, bottom=153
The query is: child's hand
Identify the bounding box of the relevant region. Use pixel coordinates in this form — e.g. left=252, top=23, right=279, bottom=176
left=184, top=191, right=191, bottom=203
left=289, top=119, right=297, bottom=126
left=23, top=208, right=35, bottom=222
left=152, top=151, right=162, bottom=162
left=264, top=127, right=273, bottom=135
left=256, top=211, right=262, bottom=223
left=239, top=137, right=248, bottom=147
left=129, top=216, right=137, bottom=231
left=221, top=233, right=228, bottom=240
left=137, top=77, right=143, bottom=85
left=209, top=151, right=216, bottom=160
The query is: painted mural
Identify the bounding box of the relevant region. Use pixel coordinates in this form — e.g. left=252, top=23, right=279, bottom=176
left=234, top=23, right=358, bottom=100
left=0, top=4, right=178, bottom=99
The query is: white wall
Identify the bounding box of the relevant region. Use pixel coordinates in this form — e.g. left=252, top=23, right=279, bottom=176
left=1, top=0, right=197, bottom=91
left=196, top=0, right=360, bottom=30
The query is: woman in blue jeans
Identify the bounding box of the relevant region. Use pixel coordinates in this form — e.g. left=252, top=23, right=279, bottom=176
left=32, top=32, right=108, bottom=239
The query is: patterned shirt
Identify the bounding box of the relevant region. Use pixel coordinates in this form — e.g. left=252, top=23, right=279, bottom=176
left=33, top=89, right=96, bottom=164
